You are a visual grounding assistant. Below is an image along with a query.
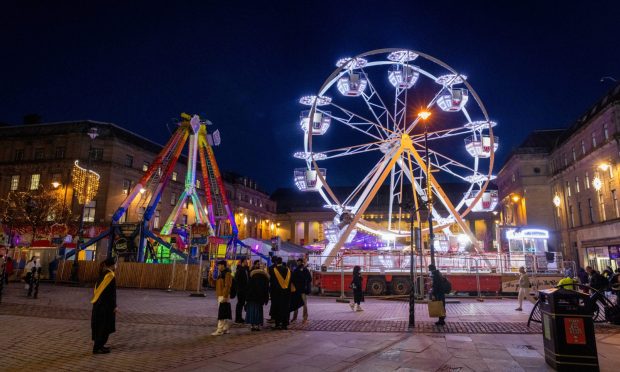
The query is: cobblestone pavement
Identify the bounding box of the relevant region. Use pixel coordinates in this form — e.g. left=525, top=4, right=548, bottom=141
left=1, top=284, right=619, bottom=371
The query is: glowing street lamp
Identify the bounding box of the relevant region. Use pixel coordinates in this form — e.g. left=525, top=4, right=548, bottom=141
left=593, top=176, right=603, bottom=191
left=417, top=110, right=431, bottom=120
left=511, top=194, right=521, bottom=203
left=553, top=194, right=561, bottom=208
left=51, top=181, right=61, bottom=189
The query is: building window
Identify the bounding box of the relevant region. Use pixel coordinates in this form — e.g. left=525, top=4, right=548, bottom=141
left=122, top=179, right=132, bottom=195
left=565, top=181, right=571, bottom=197
left=196, top=179, right=201, bottom=189
left=142, top=161, right=149, bottom=172
left=604, top=123, right=609, bottom=141
left=55, top=147, right=65, bottom=159
left=14, top=149, right=24, bottom=161
left=613, top=190, right=619, bottom=219
left=563, top=154, right=568, bottom=167
left=171, top=192, right=177, bottom=205
left=569, top=205, right=574, bottom=228
left=182, top=214, right=188, bottom=225
left=89, top=148, right=103, bottom=161
left=34, top=148, right=45, bottom=160
left=571, top=147, right=576, bottom=162
left=83, top=200, right=96, bottom=222
left=588, top=198, right=594, bottom=223
left=592, top=132, right=597, bottom=148
left=575, top=177, right=580, bottom=193
left=172, top=172, right=177, bottom=181
left=585, top=172, right=590, bottom=189
left=599, top=193, right=606, bottom=221
left=154, top=210, right=160, bottom=229
left=577, top=202, right=583, bottom=226
left=511, top=173, right=516, bottom=182
left=10, top=175, right=19, bottom=191
left=581, top=140, right=586, bottom=155
left=30, top=174, right=40, bottom=190
left=124, top=155, right=134, bottom=167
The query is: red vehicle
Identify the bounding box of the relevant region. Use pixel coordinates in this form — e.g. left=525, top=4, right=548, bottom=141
left=308, top=251, right=566, bottom=296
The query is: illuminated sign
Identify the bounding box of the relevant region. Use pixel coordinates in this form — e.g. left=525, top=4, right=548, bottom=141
left=505, top=228, right=549, bottom=240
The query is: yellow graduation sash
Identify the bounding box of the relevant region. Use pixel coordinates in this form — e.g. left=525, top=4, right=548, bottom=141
left=91, top=271, right=115, bottom=304
left=273, top=267, right=291, bottom=289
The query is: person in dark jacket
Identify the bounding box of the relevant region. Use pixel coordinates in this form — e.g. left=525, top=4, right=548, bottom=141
left=245, top=260, right=270, bottom=331
left=91, top=257, right=117, bottom=354
left=577, top=267, right=589, bottom=285
left=269, top=256, right=292, bottom=330
left=291, top=258, right=312, bottom=322
left=349, top=265, right=364, bottom=312
left=267, top=256, right=278, bottom=323
left=586, top=266, right=607, bottom=291
left=234, top=258, right=250, bottom=323
left=429, top=264, right=446, bottom=326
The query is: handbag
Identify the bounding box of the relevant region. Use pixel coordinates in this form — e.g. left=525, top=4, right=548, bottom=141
left=428, top=300, right=446, bottom=318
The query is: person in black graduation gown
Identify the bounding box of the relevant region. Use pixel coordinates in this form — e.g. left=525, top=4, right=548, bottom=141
left=269, top=256, right=292, bottom=330
left=91, top=256, right=117, bottom=354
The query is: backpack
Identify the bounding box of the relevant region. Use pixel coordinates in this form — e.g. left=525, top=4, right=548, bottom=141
left=442, top=276, right=452, bottom=294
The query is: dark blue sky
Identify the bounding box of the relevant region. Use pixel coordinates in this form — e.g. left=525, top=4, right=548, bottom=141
left=1, top=1, right=619, bottom=192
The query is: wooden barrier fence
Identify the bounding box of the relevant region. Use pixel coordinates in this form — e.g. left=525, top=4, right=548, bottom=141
left=56, top=260, right=206, bottom=291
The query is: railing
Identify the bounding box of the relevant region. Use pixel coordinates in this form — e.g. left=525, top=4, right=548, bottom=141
left=308, top=251, right=565, bottom=275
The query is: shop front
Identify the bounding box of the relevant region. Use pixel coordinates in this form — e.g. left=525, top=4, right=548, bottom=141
left=584, top=246, right=619, bottom=272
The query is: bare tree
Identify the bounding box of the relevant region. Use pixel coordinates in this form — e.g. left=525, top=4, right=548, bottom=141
left=1, top=187, right=74, bottom=243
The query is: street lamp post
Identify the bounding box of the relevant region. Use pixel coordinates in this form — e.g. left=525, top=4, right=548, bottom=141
left=418, top=111, right=435, bottom=266
left=70, top=127, right=99, bottom=282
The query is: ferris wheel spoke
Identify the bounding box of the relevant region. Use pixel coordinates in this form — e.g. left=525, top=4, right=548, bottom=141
left=359, top=67, right=397, bottom=133
left=325, top=104, right=391, bottom=140
left=319, top=140, right=391, bottom=160
left=411, top=126, right=473, bottom=144
left=341, top=155, right=386, bottom=208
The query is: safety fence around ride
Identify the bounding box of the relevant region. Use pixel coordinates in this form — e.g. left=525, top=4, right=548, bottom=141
left=55, top=260, right=207, bottom=291
left=307, top=251, right=565, bottom=275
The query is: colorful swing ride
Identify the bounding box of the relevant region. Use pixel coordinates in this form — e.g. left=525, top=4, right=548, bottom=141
left=81, top=113, right=248, bottom=263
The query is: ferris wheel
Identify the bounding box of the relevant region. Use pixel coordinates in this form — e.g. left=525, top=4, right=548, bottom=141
left=293, top=48, right=499, bottom=266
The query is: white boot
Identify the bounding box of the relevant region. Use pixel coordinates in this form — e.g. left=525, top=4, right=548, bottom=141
left=211, top=320, right=224, bottom=336
left=222, top=320, right=230, bottom=334
left=355, top=304, right=363, bottom=312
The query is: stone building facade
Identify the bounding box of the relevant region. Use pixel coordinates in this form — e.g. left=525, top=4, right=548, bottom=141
left=497, top=83, right=620, bottom=271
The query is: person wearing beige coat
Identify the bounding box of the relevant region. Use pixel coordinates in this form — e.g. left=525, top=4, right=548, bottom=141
left=212, top=260, right=233, bottom=336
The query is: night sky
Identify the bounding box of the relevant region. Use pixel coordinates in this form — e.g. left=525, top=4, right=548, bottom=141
left=2, top=1, right=619, bottom=192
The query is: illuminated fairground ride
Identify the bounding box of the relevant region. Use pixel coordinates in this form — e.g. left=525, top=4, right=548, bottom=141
left=82, top=114, right=243, bottom=262
left=294, top=48, right=499, bottom=267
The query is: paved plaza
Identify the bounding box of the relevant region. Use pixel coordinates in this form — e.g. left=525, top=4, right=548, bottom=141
left=0, top=284, right=619, bottom=371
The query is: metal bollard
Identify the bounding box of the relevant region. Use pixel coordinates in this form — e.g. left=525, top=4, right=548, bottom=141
left=167, top=259, right=176, bottom=292
left=190, top=255, right=206, bottom=297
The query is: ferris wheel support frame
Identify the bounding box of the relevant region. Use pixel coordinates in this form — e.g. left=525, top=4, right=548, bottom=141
left=319, top=133, right=479, bottom=268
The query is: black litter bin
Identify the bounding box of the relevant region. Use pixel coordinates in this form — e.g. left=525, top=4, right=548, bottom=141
left=539, top=288, right=599, bottom=371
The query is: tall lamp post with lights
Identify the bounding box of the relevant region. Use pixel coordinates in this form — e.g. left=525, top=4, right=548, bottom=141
left=418, top=110, right=436, bottom=266
left=70, top=127, right=100, bottom=282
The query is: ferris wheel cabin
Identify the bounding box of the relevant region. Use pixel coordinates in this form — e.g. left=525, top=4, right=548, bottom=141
left=337, top=73, right=367, bottom=97
left=437, top=88, right=469, bottom=112
left=388, top=64, right=420, bottom=89
left=300, top=110, right=331, bottom=135
left=464, top=135, right=499, bottom=158
left=464, top=189, right=499, bottom=212
left=294, top=168, right=326, bottom=192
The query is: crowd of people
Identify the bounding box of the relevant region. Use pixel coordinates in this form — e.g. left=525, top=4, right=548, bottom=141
left=209, top=256, right=313, bottom=335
